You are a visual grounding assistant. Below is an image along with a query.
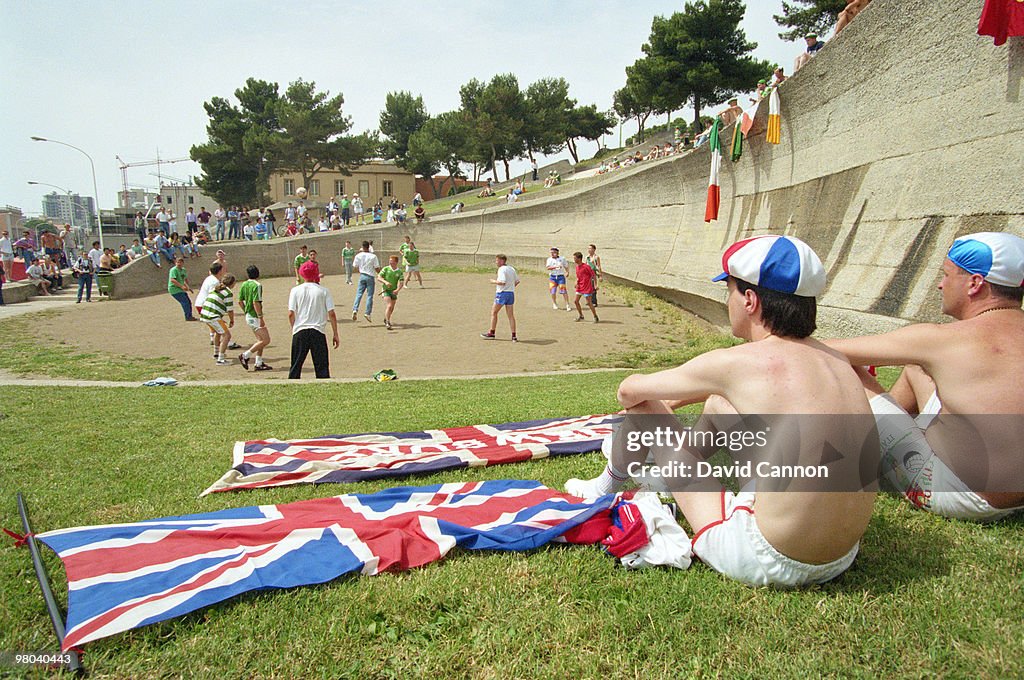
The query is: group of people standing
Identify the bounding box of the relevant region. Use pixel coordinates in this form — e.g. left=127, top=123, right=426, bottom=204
left=164, top=236, right=428, bottom=378
left=165, top=250, right=272, bottom=371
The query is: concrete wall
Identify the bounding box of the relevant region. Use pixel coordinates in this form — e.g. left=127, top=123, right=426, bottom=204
left=104, top=0, right=1024, bottom=336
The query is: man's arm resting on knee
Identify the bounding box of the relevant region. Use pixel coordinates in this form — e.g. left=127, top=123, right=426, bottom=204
left=617, top=349, right=731, bottom=409
left=826, top=323, right=947, bottom=370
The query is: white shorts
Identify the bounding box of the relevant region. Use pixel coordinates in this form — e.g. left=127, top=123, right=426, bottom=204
left=405, top=264, right=420, bottom=272
left=691, top=489, right=859, bottom=588
left=245, top=315, right=262, bottom=331
left=869, top=392, right=1023, bottom=522
left=204, top=318, right=229, bottom=335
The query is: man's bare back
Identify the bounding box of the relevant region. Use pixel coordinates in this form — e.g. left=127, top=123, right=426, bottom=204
left=668, top=336, right=876, bottom=564
left=829, top=232, right=1024, bottom=513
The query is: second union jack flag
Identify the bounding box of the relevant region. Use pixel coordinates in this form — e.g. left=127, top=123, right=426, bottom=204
left=202, top=414, right=621, bottom=495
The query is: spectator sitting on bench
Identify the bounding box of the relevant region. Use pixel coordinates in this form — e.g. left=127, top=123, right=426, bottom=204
left=25, top=258, right=52, bottom=296
left=42, top=255, right=63, bottom=290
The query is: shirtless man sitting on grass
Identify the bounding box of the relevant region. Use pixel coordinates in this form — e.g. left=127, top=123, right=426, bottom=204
left=828, top=232, right=1024, bottom=522
left=567, top=235, right=878, bottom=587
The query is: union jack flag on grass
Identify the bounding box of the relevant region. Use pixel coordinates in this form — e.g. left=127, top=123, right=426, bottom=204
left=202, top=414, right=621, bottom=495
left=38, top=480, right=621, bottom=651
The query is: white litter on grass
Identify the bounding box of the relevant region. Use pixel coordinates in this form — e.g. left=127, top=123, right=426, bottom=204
left=142, top=377, right=178, bottom=387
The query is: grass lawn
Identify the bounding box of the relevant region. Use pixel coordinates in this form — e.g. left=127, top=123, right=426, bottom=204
left=1, top=375, right=1022, bottom=678
left=0, top=311, right=199, bottom=382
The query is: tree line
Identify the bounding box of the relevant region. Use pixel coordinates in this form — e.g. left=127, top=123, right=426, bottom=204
left=191, top=0, right=846, bottom=207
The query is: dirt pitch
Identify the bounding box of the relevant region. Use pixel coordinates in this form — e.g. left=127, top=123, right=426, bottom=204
left=34, top=271, right=673, bottom=380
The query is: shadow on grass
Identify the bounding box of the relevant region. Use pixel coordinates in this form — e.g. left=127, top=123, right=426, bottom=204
left=827, top=507, right=954, bottom=594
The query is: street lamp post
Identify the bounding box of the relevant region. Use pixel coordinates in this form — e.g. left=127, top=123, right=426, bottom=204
left=27, top=181, right=80, bottom=226
left=28, top=181, right=91, bottom=257
left=30, top=136, right=104, bottom=249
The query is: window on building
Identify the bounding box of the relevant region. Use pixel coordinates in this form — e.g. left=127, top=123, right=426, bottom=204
left=166, top=196, right=173, bottom=204
left=359, top=180, right=369, bottom=197
left=334, top=180, right=345, bottom=196
left=382, top=181, right=393, bottom=197
left=284, top=179, right=295, bottom=195
left=188, top=196, right=194, bottom=204
left=310, top=179, right=320, bottom=196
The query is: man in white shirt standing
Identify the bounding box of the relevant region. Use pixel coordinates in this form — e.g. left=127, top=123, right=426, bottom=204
left=155, top=207, right=170, bottom=236
left=0, top=229, right=14, bottom=281
left=87, top=240, right=103, bottom=287
left=351, top=240, right=381, bottom=323
left=546, top=247, right=572, bottom=311
left=481, top=254, right=520, bottom=342
left=213, top=206, right=226, bottom=241
left=288, top=261, right=339, bottom=379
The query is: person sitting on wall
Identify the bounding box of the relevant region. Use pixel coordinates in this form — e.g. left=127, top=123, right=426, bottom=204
left=835, top=0, right=872, bottom=34
left=719, top=98, right=744, bottom=127
left=42, top=254, right=63, bottom=290
left=794, top=33, right=826, bottom=72
left=414, top=205, right=426, bottom=223
left=25, top=258, right=52, bottom=296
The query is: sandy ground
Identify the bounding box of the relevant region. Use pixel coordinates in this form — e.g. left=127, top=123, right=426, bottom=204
left=33, top=271, right=666, bottom=380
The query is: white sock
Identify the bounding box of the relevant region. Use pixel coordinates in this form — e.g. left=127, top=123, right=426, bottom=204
left=242, top=350, right=251, bottom=360
left=255, top=356, right=264, bottom=366
left=565, top=465, right=628, bottom=500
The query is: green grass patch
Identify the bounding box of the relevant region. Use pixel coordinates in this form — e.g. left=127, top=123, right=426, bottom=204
left=569, top=282, right=738, bottom=369
left=1, top=376, right=1021, bottom=678
left=0, top=312, right=198, bottom=382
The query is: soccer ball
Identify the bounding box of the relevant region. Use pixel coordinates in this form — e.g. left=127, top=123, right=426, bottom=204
left=296, top=187, right=307, bottom=199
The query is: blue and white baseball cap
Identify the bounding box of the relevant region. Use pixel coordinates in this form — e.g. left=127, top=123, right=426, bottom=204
left=946, top=232, right=1024, bottom=288
left=712, top=235, right=826, bottom=297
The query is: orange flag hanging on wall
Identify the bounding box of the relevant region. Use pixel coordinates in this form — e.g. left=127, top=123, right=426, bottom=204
left=978, top=0, right=1024, bottom=46
left=766, top=89, right=782, bottom=145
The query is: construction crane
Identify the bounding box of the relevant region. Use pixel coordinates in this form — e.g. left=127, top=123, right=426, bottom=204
left=116, top=152, right=190, bottom=210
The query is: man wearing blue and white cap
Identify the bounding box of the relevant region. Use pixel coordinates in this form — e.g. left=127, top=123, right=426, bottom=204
left=567, top=234, right=878, bottom=587
left=829, top=231, right=1024, bottom=521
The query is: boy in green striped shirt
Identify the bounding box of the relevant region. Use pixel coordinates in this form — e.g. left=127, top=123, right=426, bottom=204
left=238, top=265, right=272, bottom=371
left=377, top=254, right=404, bottom=330
left=200, top=274, right=236, bottom=365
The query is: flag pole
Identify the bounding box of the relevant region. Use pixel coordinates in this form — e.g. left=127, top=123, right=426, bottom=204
left=16, top=492, right=84, bottom=675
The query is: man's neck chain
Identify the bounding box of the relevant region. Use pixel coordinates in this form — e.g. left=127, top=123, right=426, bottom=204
left=976, top=306, right=1021, bottom=317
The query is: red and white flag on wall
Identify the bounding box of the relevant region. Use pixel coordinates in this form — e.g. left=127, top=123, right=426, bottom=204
left=704, top=118, right=723, bottom=223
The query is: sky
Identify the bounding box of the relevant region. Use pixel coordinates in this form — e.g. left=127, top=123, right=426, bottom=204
left=0, top=0, right=800, bottom=217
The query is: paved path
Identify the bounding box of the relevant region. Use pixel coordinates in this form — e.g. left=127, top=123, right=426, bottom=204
left=0, top=366, right=626, bottom=388
left=0, top=286, right=83, bottom=321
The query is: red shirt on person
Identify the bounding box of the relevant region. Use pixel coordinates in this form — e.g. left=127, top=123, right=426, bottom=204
left=575, top=263, right=595, bottom=294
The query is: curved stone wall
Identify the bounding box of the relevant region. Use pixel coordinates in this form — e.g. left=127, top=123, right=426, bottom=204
left=109, top=0, right=1024, bottom=337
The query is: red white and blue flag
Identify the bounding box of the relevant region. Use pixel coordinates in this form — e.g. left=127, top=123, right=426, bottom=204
left=202, top=414, right=622, bottom=495
left=38, top=480, right=623, bottom=650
